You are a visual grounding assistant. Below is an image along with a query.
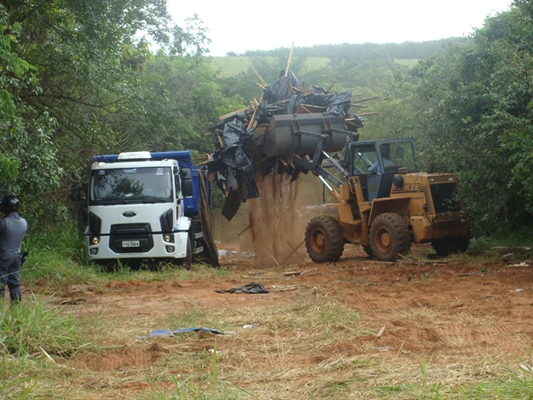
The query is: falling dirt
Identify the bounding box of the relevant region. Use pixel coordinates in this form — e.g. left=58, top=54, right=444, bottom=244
left=244, top=169, right=329, bottom=265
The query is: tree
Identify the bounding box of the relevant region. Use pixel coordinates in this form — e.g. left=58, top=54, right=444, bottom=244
left=0, top=0, right=212, bottom=226
left=405, top=3, right=533, bottom=234
left=124, top=54, right=243, bottom=156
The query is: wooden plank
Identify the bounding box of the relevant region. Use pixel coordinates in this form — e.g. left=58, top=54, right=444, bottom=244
left=247, top=94, right=264, bottom=130
left=354, top=96, right=378, bottom=103
left=218, top=106, right=251, bottom=121
left=237, top=224, right=251, bottom=236
left=250, top=66, right=267, bottom=86
left=284, top=41, right=295, bottom=76
left=357, top=111, right=379, bottom=116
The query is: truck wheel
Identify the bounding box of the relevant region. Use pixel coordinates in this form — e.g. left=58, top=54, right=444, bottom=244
left=305, top=215, right=345, bottom=263
left=431, top=236, right=470, bottom=257
left=183, top=236, right=193, bottom=269
left=370, top=213, right=411, bottom=261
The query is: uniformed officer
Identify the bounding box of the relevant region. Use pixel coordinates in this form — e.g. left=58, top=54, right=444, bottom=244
left=0, top=195, right=29, bottom=303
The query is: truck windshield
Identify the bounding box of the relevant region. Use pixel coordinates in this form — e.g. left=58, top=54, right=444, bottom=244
left=89, top=166, right=173, bottom=205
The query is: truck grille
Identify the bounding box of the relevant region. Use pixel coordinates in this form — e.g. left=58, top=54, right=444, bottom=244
left=109, top=223, right=154, bottom=253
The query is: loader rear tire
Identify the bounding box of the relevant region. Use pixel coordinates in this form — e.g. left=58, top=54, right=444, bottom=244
left=370, top=213, right=411, bottom=261
left=305, top=215, right=345, bottom=263
left=431, top=236, right=470, bottom=257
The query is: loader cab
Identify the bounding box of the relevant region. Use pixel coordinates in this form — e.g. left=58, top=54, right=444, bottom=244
left=346, top=138, right=417, bottom=202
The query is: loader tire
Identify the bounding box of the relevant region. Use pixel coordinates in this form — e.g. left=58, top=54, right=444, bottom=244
left=305, top=215, right=345, bottom=263
left=370, top=213, right=411, bottom=261
left=431, top=236, right=470, bottom=257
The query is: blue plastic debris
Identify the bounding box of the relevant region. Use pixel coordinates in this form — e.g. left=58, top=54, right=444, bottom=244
left=139, top=327, right=226, bottom=339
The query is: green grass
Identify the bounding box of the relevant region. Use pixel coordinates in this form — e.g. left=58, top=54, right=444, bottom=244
left=2, top=221, right=533, bottom=399
left=208, top=56, right=331, bottom=77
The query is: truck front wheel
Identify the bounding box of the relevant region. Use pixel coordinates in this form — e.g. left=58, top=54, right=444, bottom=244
left=370, top=213, right=411, bottom=261
left=305, top=215, right=345, bottom=263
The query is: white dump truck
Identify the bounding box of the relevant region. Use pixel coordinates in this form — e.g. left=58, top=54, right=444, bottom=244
left=85, top=151, right=218, bottom=267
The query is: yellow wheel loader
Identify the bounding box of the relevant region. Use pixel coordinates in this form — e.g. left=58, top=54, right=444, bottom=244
left=256, top=114, right=470, bottom=262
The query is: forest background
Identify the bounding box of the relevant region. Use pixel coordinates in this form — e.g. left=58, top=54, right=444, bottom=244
left=1, top=0, right=532, bottom=253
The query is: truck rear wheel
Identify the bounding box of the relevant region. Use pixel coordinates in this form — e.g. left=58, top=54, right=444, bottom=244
left=370, top=213, right=411, bottom=261
left=431, top=236, right=470, bottom=257
left=305, top=215, right=345, bottom=263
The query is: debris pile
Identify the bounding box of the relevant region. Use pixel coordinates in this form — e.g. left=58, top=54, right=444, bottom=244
left=206, top=68, right=373, bottom=221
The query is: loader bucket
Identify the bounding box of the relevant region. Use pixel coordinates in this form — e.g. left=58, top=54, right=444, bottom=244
left=260, top=113, right=353, bottom=158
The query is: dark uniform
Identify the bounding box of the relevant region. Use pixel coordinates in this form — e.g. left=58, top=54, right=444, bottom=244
left=0, top=195, right=28, bottom=302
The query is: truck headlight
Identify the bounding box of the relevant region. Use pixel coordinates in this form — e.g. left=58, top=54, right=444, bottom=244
left=91, top=236, right=99, bottom=245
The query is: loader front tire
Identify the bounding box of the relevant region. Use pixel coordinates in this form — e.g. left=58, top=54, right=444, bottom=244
left=305, top=215, right=345, bottom=263
left=370, top=213, right=411, bottom=261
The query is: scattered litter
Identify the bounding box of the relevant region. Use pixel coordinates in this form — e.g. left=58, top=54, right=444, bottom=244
left=218, top=249, right=228, bottom=257
left=243, top=324, right=255, bottom=329
left=239, top=251, right=255, bottom=259
left=283, top=271, right=301, bottom=276
left=136, top=327, right=236, bottom=339
left=512, top=288, right=524, bottom=292
left=283, top=268, right=318, bottom=277
left=376, top=326, right=386, bottom=338
left=58, top=297, right=87, bottom=305
left=270, top=285, right=302, bottom=292
left=507, top=262, right=530, bottom=268
left=215, top=282, right=269, bottom=294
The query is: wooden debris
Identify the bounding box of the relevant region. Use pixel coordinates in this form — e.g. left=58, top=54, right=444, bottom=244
left=376, top=326, right=386, bottom=338
left=250, top=66, right=267, bottom=86
left=237, top=224, right=251, bottom=236
left=285, top=41, right=295, bottom=76
left=218, top=106, right=252, bottom=121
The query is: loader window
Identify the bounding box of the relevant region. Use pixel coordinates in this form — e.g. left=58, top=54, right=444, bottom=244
left=351, top=144, right=378, bottom=175
left=384, top=142, right=417, bottom=173
left=89, top=166, right=174, bottom=205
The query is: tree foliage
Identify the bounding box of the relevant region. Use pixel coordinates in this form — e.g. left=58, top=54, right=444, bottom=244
left=124, top=54, right=242, bottom=156
left=0, top=0, right=210, bottom=226
left=401, top=2, right=533, bottom=234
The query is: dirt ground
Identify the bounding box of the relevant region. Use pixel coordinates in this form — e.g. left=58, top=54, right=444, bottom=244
left=58, top=244, right=533, bottom=399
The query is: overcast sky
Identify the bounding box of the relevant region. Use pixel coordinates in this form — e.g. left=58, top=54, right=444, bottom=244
left=167, top=0, right=513, bottom=56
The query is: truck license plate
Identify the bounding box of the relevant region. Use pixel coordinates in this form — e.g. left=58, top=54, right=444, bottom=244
left=122, top=240, right=140, bottom=248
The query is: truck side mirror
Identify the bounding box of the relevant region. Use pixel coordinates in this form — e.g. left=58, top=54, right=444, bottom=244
left=180, top=168, right=193, bottom=197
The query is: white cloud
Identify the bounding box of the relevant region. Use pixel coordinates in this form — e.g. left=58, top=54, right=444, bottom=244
left=167, top=0, right=513, bottom=56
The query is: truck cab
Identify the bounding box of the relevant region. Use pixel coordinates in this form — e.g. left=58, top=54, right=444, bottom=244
left=85, top=151, right=209, bottom=267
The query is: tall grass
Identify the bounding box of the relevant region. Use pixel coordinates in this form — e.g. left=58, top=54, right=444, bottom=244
left=0, top=295, right=79, bottom=357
